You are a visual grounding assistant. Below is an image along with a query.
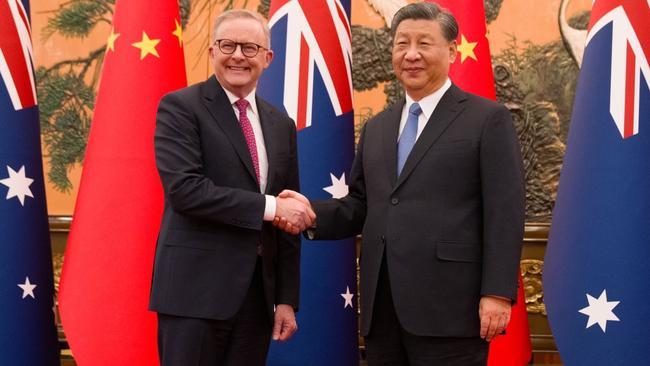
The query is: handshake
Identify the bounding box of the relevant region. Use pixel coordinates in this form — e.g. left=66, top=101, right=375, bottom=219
left=273, top=190, right=315, bottom=235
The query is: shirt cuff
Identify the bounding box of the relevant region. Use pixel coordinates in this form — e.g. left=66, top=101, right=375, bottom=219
left=263, top=195, right=276, bottom=221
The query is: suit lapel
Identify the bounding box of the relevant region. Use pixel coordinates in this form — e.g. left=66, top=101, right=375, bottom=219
left=202, top=76, right=258, bottom=186
left=382, top=101, right=405, bottom=187
left=393, top=84, right=467, bottom=192
left=256, top=97, right=278, bottom=194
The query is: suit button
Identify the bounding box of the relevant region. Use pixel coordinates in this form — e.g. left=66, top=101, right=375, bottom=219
left=391, top=197, right=399, bottom=205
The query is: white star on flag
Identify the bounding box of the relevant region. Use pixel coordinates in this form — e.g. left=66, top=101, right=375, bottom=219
left=323, top=172, right=348, bottom=198
left=0, top=165, right=34, bottom=206
left=578, top=289, right=620, bottom=332
left=341, top=286, right=354, bottom=308
left=18, top=277, right=37, bottom=299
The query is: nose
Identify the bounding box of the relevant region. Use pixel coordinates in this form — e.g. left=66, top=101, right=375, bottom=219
left=404, top=45, right=421, bottom=61
left=231, top=44, right=246, bottom=59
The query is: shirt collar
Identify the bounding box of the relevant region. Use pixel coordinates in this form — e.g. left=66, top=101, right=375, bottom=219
left=223, top=87, right=258, bottom=116
left=404, top=78, right=451, bottom=120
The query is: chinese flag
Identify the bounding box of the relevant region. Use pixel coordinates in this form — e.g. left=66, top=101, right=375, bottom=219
left=430, top=1, right=532, bottom=365
left=58, top=0, right=186, bottom=365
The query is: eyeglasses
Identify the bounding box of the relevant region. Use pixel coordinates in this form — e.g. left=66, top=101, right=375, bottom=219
left=213, top=39, right=267, bottom=58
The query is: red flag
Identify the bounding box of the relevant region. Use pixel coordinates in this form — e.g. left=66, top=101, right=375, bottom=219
left=429, top=1, right=532, bottom=365
left=435, top=0, right=496, bottom=98
left=488, top=275, right=532, bottom=366
left=58, top=0, right=186, bottom=364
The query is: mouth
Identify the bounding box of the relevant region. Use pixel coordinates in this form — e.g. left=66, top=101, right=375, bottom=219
left=227, top=66, right=250, bottom=72
left=402, top=67, right=423, bottom=73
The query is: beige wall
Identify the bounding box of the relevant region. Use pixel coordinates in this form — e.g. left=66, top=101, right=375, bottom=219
left=34, top=0, right=589, bottom=216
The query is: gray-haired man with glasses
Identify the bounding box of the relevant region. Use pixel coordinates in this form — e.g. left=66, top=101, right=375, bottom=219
left=150, top=8, right=314, bottom=366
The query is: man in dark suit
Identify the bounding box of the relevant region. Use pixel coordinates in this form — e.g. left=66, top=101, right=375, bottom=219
left=149, top=9, right=314, bottom=366
left=276, top=3, right=525, bottom=365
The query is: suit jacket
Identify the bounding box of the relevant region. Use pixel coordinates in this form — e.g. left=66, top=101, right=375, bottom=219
left=149, top=76, right=300, bottom=322
left=311, top=84, right=524, bottom=337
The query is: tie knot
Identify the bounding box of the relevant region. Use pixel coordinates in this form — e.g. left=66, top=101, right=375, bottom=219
left=409, top=102, right=422, bottom=116
left=235, top=98, right=249, bottom=113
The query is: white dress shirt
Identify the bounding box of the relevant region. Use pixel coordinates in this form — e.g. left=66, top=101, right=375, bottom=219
left=223, top=88, right=276, bottom=221
left=397, top=78, right=452, bottom=142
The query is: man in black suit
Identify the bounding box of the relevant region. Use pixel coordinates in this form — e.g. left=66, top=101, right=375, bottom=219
left=276, top=3, right=525, bottom=365
left=149, top=9, right=314, bottom=366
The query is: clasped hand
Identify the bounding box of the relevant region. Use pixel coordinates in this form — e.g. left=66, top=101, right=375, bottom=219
left=274, top=190, right=315, bottom=235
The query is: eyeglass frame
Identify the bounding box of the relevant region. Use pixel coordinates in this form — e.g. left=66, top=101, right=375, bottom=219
left=212, top=39, right=268, bottom=58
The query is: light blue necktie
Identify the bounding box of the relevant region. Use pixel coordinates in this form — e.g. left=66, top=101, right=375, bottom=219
left=397, top=102, right=422, bottom=176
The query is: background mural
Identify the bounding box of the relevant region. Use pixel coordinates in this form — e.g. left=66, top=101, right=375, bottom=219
left=33, top=0, right=590, bottom=220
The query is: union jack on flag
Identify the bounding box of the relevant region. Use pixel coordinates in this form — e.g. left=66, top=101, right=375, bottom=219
left=545, top=1, right=650, bottom=365
left=259, top=1, right=358, bottom=365
left=266, top=0, right=353, bottom=130
left=0, top=0, right=37, bottom=110
left=586, top=0, right=650, bottom=138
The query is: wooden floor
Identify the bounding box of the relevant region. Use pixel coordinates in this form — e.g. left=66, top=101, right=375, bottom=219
left=530, top=352, right=563, bottom=365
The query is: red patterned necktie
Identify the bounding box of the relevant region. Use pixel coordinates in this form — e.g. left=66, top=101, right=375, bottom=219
left=235, top=99, right=260, bottom=184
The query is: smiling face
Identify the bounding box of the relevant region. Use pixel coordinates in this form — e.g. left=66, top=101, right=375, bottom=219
left=209, top=17, right=273, bottom=98
left=392, top=19, right=457, bottom=101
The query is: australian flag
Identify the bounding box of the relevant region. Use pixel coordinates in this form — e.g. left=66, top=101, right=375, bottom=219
left=0, top=0, right=60, bottom=364
left=544, top=1, right=650, bottom=365
left=258, top=0, right=358, bottom=365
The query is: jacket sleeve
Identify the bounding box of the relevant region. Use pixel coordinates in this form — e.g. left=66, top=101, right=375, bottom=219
left=479, top=105, right=526, bottom=301
left=275, top=120, right=301, bottom=309
left=154, top=92, right=266, bottom=230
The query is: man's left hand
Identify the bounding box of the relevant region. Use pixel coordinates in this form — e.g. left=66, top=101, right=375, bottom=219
left=272, top=304, right=298, bottom=341
left=479, top=295, right=511, bottom=342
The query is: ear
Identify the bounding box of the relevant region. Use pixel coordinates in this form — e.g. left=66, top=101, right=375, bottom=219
left=264, top=49, right=274, bottom=68
left=448, top=40, right=457, bottom=64
left=208, top=46, right=216, bottom=63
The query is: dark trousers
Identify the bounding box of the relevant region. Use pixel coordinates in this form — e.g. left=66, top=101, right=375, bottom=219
left=365, top=255, right=488, bottom=366
left=157, top=259, right=271, bottom=366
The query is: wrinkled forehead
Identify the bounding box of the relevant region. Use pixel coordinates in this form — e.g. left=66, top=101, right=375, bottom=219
left=393, top=19, right=444, bottom=40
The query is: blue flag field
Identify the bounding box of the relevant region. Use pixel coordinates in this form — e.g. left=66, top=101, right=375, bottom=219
left=544, top=1, right=650, bottom=364
left=0, top=0, right=60, bottom=365
left=258, top=1, right=358, bottom=365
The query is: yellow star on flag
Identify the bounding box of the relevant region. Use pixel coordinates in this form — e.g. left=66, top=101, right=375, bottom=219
left=457, top=34, right=478, bottom=63
left=172, top=19, right=183, bottom=48
left=107, top=28, right=120, bottom=52
left=132, top=31, right=161, bottom=60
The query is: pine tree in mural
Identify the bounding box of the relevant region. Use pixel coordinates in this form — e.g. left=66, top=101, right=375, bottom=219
left=37, top=0, right=192, bottom=192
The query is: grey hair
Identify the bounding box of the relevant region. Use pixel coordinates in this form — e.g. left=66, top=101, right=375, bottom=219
left=211, top=9, right=271, bottom=47
left=390, top=2, right=458, bottom=42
